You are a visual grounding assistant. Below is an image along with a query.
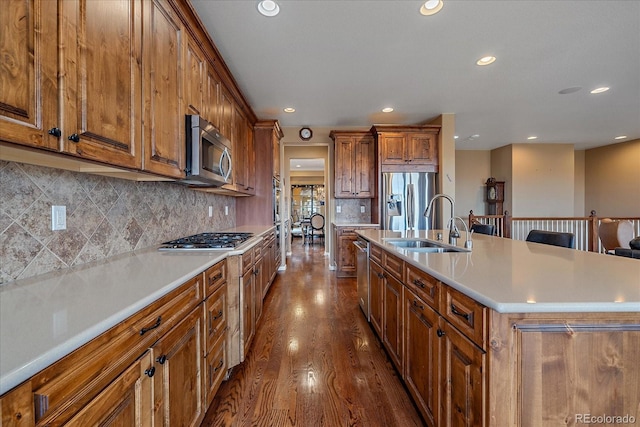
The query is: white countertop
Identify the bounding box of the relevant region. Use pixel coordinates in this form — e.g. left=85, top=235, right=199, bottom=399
left=357, top=229, right=640, bottom=314
left=0, top=226, right=273, bottom=395
left=332, top=223, right=380, bottom=227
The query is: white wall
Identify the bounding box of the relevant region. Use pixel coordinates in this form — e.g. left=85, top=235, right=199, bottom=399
left=455, top=151, right=491, bottom=217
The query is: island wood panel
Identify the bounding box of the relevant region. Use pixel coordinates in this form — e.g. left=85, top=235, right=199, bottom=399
left=0, top=0, right=59, bottom=151
left=489, top=311, right=640, bottom=426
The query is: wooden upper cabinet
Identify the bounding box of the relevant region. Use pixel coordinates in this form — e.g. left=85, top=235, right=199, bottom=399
left=59, top=0, right=143, bottom=169
left=218, top=85, right=234, bottom=141
left=204, top=66, right=221, bottom=128
left=331, top=131, right=376, bottom=198
left=0, top=0, right=59, bottom=151
left=371, top=125, right=441, bottom=172
left=184, top=34, right=206, bottom=117
left=142, top=0, right=184, bottom=178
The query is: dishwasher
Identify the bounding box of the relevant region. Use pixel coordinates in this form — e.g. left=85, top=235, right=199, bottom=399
left=353, top=237, right=370, bottom=321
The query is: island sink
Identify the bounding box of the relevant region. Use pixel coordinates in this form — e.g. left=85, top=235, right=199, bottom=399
left=384, top=238, right=470, bottom=253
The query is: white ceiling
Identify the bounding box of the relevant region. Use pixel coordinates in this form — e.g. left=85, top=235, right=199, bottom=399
left=190, top=0, right=640, bottom=151
left=290, top=158, right=325, bottom=171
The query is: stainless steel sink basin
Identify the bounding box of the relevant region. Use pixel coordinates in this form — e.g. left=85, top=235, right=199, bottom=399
left=384, top=239, right=470, bottom=253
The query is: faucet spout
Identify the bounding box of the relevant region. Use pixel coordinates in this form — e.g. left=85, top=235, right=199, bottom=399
left=424, top=193, right=456, bottom=234
left=449, top=216, right=473, bottom=249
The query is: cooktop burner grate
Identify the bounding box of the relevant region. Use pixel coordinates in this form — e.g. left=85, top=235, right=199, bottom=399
left=159, top=232, right=253, bottom=250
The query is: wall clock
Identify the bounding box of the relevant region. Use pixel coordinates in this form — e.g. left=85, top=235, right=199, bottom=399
left=299, top=127, right=313, bottom=141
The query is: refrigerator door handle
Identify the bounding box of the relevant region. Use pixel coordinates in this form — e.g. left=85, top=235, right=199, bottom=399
left=406, top=183, right=415, bottom=230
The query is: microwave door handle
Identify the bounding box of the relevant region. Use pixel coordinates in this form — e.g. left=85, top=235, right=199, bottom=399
left=221, top=147, right=232, bottom=182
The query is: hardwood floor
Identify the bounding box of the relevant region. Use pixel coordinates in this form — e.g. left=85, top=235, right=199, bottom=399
left=201, top=239, right=425, bottom=426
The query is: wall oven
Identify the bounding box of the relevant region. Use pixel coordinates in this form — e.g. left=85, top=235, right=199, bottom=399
left=182, top=115, right=232, bottom=187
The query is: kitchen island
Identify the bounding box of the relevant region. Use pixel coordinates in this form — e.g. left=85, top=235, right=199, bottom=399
left=357, top=229, right=640, bottom=426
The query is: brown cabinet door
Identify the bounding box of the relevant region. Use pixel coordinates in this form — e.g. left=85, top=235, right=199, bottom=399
left=64, top=352, right=153, bottom=427
left=143, top=0, right=184, bottom=178
left=406, top=133, right=437, bottom=165
left=354, top=134, right=375, bottom=197
left=383, top=273, right=403, bottom=371
left=334, top=136, right=356, bottom=198
left=60, top=0, right=143, bottom=169
left=184, top=34, right=206, bottom=116
left=380, top=133, right=406, bottom=164
left=254, top=255, right=264, bottom=323
left=219, top=85, right=234, bottom=140
left=204, top=66, right=221, bottom=128
left=405, top=289, right=440, bottom=426
left=0, top=0, right=59, bottom=150
left=440, top=321, right=485, bottom=427
left=242, top=266, right=255, bottom=357
left=151, top=306, right=204, bottom=427
left=369, top=260, right=384, bottom=338
left=337, top=232, right=357, bottom=277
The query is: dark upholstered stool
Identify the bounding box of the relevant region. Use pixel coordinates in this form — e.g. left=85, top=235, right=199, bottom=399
left=614, top=248, right=640, bottom=259
left=525, top=230, right=575, bottom=249
left=470, top=223, right=495, bottom=236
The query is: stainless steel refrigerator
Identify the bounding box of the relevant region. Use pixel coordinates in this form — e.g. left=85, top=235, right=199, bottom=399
left=382, top=172, right=438, bottom=231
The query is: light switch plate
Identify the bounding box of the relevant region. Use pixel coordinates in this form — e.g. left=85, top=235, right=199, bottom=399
left=51, top=205, right=67, bottom=231
left=336, top=205, right=341, bottom=213
left=360, top=206, right=366, bottom=213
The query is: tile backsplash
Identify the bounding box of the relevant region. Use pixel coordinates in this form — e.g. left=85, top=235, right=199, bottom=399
left=0, top=161, right=235, bottom=285
left=334, top=199, right=373, bottom=223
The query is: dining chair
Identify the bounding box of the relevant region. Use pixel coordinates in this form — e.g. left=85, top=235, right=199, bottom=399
left=470, top=223, right=495, bottom=236
left=308, top=213, right=325, bottom=245
left=525, top=230, right=575, bottom=249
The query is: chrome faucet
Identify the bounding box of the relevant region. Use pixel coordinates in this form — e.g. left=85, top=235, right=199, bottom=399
left=424, top=194, right=458, bottom=244
left=448, top=216, right=473, bottom=249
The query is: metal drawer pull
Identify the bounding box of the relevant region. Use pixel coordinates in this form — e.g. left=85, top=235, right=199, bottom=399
left=413, top=300, right=425, bottom=310
left=212, top=310, right=223, bottom=320
left=145, top=366, right=155, bottom=377
left=451, top=304, right=470, bottom=321
left=140, top=316, right=162, bottom=335
left=156, top=355, right=167, bottom=365
left=213, top=359, right=224, bottom=372
left=437, top=329, right=445, bottom=337
left=413, top=279, right=425, bottom=288
left=209, top=273, right=223, bottom=284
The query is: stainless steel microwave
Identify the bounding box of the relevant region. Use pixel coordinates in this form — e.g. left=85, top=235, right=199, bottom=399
left=182, top=115, right=232, bottom=187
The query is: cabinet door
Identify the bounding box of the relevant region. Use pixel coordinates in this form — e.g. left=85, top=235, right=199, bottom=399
left=369, top=260, right=384, bottom=337
left=354, top=135, right=375, bottom=197
left=440, top=321, right=485, bottom=427
left=383, top=273, right=403, bottom=371
left=219, top=85, right=234, bottom=141
left=380, top=133, right=406, bottom=164
left=245, top=121, right=255, bottom=192
left=254, top=255, right=264, bottom=324
left=59, top=0, right=143, bottom=169
left=0, top=0, right=59, bottom=150
left=143, top=0, right=184, bottom=178
left=184, top=34, right=206, bottom=116
left=204, top=66, right=221, bottom=128
left=334, top=136, right=355, bottom=198
left=242, top=267, right=255, bottom=357
left=65, top=352, right=153, bottom=427
left=151, top=307, right=204, bottom=427
left=337, top=232, right=357, bottom=277
left=406, top=133, right=437, bottom=165
left=405, top=290, right=440, bottom=426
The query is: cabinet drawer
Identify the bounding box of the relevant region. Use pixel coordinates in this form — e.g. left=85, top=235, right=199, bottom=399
left=443, top=285, right=487, bottom=349
left=383, top=252, right=404, bottom=281
left=204, top=284, right=227, bottom=355
left=204, top=335, right=226, bottom=408
left=31, top=274, right=202, bottom=425
left=241, top=247, right=254, bottom=274
left=406, top=264, right=440, bottom=311
left=204, top=260, right=226, bottom=297
left=370, top=243, right=383, bottom=265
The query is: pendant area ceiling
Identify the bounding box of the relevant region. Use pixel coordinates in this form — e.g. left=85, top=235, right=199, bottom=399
left=190, top=0, right=640, bottom=151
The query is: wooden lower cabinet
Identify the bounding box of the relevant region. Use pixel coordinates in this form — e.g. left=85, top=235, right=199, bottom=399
left=64, top=352, right=153, bottom=427
left=404, top=289, right=440, bottom=426
left=150, top=306, right=204, bottom=427
left=440, top=320, right=485, bottom=427
left=383, top=273, right=403, bottom=371
left=369, top=260, right=384, bottom=337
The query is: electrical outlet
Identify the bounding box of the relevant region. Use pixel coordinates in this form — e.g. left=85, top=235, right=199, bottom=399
left=360, top=206, right=365, bottom=213
left=336, top=205, right=341, bottom=213
left=51, top=205, right=67, bottom=231
left=208, top=206, right=213, bottom=217
left=225, top=206, right=229, bottom=216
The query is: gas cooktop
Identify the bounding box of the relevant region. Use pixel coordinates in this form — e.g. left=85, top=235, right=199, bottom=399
left=158, top=232, right=253, bottom=251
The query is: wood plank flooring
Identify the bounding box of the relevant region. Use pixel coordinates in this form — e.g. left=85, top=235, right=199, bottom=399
left=201, top=240, right=425, bottom=426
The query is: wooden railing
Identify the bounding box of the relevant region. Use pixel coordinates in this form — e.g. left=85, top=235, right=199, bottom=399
left=469, top=210, right=640, bottom=252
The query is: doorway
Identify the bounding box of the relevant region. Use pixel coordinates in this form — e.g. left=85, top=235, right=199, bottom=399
left=289, top=158, right=326, bottom=249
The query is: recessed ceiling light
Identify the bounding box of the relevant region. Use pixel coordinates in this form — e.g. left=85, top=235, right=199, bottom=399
left=527, top=136, right=538, bottom=140
left=454, top=135, right=459, bottom=139
left=420, top=0, right=444, bottom=16
left=257, top=0, right=280, bottom=17
left=558, top=86, right=582, bottom=95
left=471, top=134, right=480, bottom=138
left=614, top=135, right=628, bottom=140
left=476, top=56, right=496, bottom=66
left=296, top=164, right=301, bottom=168
left=590, top=87, right=610, bottom=94
left=283, top=107, right=295, bottom=113
left=382, top=107, right=394, bottom=113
